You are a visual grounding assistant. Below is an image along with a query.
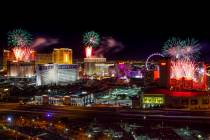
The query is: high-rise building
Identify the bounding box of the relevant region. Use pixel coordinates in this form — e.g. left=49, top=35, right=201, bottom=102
left=2, top=49, right=37, bottom=78
left=2, top=50, right=15, bottom=70
left=159, top=58, right=171, bottom=88
left=30, top=50, right=37, bottom=61
left=84, top=57, right=106, bottom=76
left=52, top=48, right=72, bottom=64
left=36, top=53, right=52, bottom=64
left=7, top=61, right=35, bottom=78
left=36, top=64, right=78, bottom=85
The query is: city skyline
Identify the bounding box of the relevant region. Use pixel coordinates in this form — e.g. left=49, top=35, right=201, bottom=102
left=2, top=2, right=210, bottom=140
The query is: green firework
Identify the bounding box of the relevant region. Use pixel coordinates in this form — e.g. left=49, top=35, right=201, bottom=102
left=83, top=31, right=100, bottom=47
left=8, top=29, right=32, bottom=47
left=162, top=37, right=200, bottom=60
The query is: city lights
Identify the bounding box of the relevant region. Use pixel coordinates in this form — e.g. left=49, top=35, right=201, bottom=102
left=46, top=113, right=53, bottom=118
left=143, top=97, right=164, bottom=104
left=1, top=8, right=210, bottom=140
left=7, top=117, right=12, bottom=122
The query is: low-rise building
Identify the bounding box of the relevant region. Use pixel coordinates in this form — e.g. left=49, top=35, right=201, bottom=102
left=166, top=93, right=210, bottom=110
left=95, top=87, right=141, bottom=107
left=70, top=92, right=94, bottom=106
left=143, top=88, right=210, bottom=110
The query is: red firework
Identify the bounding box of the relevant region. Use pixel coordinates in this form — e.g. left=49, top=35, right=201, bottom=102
left=12, top=47, right=32, bottom=61
left=171, top=60, right=196, bottom=80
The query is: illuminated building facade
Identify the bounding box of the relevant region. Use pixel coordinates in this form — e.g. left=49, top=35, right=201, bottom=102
left=3, top=49, right=36, bottom=78
left=166, top=92, right=210, bottom=110
left=70, top=92, right=94, bottom=106
left=0, top=83, right=10, bottom=100
left=7, top=61, right=35, bottom=78
left=95, top=63, right=114, bottom=77
left=117, top=62, right=127, bottom=77
left=159, top=58, right=171, bottom=88
left=84, top=57, right=106, bottom=76
left=36, top=64, right=78, bottom=85
left=30, top=50, right=36, bottom=61
left=52, top=48, right=72, bottom=64
left=116, top=62, right=143, bottom=79
left=95, top=87, right=141, bottom=107
left=142, top=94, right=165, bottom=108
left=143, top=88, right=210, bottom=110
left=36, top=53, right=52, bottom=64
left=3, top=50, right=15, bottom=70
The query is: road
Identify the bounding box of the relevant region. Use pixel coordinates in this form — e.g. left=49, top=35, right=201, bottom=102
left=1, top=103, right=210, bottom=123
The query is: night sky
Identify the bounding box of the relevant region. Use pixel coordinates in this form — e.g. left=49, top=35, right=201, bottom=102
left=1, top=2, right=210, bottom=61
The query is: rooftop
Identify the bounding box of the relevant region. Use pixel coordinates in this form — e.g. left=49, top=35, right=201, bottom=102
left=98, top=87, right=141, bottom=100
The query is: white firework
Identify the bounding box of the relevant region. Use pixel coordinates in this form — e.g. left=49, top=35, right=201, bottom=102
left=163, top=37, right=200, bottom=60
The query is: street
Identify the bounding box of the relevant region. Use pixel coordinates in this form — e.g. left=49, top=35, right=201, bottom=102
left=1, top=103, right=210, bottom=123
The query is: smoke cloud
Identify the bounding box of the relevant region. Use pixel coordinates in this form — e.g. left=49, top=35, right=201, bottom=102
left=31, top=37, right=59, bottom=49
left=94, top=37, right=124, bottom=57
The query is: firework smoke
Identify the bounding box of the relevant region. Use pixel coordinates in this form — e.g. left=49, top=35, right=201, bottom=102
left=31, top=37, right=59, bottom=49
left=94, top=37, right=124, bottom=57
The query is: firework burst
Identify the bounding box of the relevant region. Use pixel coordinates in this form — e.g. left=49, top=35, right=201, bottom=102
left=8, top=29, right=33, bottom=61
left=163, top=37, right=200, bottom=60
left=83, top=31, right=100, bottom=47
left=171, top=59, right=197, bottom=80
left=8, top=29, right=32, bottom=47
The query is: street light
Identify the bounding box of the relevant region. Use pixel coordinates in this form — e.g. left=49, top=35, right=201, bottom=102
left=7, top=117, right=12, bottom=122
left=4, top=88, right=8, bottom=92
left=65, top=128, right=69, bottom=133
left=197, top=134, right=202, bottom=139
left=88, top=134, right=92, bottom=138
left=46, top=113, right=53, bottom=118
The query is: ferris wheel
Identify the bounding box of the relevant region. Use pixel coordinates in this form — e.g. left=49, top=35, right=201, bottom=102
left=145, top=53, right=164, bottom=71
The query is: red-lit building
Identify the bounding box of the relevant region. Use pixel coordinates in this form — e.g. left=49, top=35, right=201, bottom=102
left=159, top=58, right=171, bottom=88
left=3, top=49, right=36, bottom=78
left=143, top=88, right=210, bottom=110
